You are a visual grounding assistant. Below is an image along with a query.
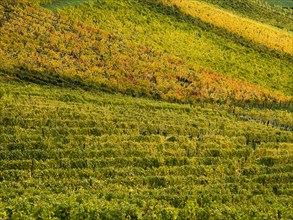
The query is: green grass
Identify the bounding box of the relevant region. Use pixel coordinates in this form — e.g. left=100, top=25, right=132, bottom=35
left=266, top=0, right=293, bottom=8
left=42, top=0, right=89, bottom=11
left=0, top=71, right=292, bottom=219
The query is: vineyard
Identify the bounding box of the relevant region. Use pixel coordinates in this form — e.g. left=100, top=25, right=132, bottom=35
left=1, top=2, right=292, bottom=107
left=54, top=0, right=293, bottom=96
left=1, top=72, right=293, bottom=219
left=197, top=0, right=293, bottom=31
left=0, top=0, right=293, bottom=219
left=160, top=0, right=293, bottom=55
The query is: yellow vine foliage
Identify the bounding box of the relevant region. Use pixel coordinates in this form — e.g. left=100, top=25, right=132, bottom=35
left=162, top=0, right=293, bottom=55
left=0, top=3, right=291, bottom=107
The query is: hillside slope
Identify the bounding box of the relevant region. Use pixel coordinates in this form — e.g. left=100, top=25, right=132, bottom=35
left=1, top=1, right=292, bottom=105
left=199, top=0, right=293, bottom=31
left=0, top=0, right=293, bottom=219
left=0, top=72, right=293, bottom=219
left=163, top=0, right=293, bottom=54
left=51, top=0, right=293, bottom=95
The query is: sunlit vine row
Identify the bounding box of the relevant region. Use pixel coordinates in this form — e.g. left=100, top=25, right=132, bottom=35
left=162, top=0, right=293, bottom=54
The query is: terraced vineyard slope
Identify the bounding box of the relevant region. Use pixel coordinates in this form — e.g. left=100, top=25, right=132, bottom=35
left=54, top=0, right=293, bottom=95
left=1, top=2, right=292, bottom=104
left=0, top=0, right=292, bottom=219
left=0, top=72, right=293, bottom=219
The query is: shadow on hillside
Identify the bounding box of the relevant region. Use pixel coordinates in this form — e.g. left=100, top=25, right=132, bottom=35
left=1, top=67, right=291, bottom=112
left=1, top=67, right=115, bottom=94
left=136, top=0, right=293, bottom=61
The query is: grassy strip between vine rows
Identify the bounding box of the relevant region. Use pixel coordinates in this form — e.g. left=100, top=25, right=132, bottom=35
left=266, top=0, right=293, bottom=8
left=42, top=0, right=90, bottom=11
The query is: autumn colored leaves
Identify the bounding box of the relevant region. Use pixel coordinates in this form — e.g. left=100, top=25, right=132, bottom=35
left=0, top=2, right=291, bottom=108
left=161, top=0, right=293, bottom=55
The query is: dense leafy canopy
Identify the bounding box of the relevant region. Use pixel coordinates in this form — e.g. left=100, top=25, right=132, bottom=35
left=0, top=0, right=292, bottom=219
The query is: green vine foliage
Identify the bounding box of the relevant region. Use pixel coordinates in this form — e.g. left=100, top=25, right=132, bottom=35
left=0, top=71, right=292, bottom=219
left=0, top=0, right=292, bottom=219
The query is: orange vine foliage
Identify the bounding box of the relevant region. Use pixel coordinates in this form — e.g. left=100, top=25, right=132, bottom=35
left=0, top=2, right=290, bottom=107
